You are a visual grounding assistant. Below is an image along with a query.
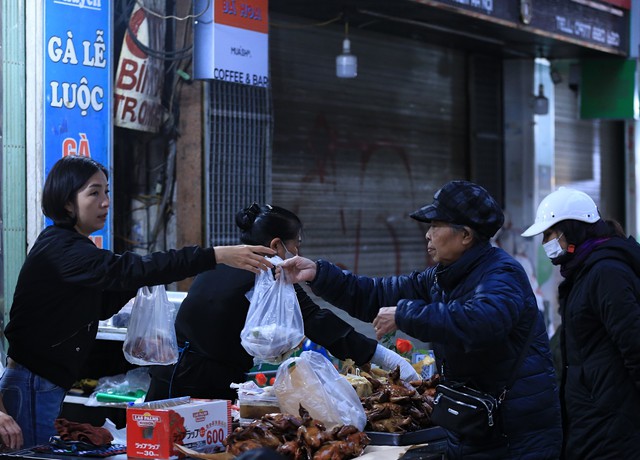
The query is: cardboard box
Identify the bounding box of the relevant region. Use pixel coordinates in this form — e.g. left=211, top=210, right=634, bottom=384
left=127, top=399, right=231, bottom=459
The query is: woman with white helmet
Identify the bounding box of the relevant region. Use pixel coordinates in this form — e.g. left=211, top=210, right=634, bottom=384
left=523, top=187, right=640, bottom=460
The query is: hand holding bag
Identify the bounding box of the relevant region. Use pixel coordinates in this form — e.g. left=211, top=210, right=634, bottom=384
left=240, top=256, right=305, bottom=365
left=122, top=285, right=179, bottom=366
left=431, top=319, right=536, bottom=439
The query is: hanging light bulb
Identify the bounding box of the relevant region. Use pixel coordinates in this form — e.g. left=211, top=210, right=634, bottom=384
left=534, top=55, right=549, bottom=115
left=534, top=83, right=549, bottom=115
left=336, top=21, right=357, bottom=78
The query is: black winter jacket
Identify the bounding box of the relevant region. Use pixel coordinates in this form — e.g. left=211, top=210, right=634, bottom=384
left=558, top=237, right=640, bottom=459
left=309, top=242, right=562, bottom=460
left=147, top=264, right=378, bottom=401
left=5, top=225, right=217, bottom=389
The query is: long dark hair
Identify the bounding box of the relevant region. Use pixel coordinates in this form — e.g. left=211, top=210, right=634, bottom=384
left=235, top=203, right=302, bottom=246
left=42, top=156, right=108, bottom=227
left=554, top=218, right=625, bottom=252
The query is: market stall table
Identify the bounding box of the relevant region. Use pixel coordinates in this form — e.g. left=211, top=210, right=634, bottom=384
left=1, top=442, right=447, bottom=460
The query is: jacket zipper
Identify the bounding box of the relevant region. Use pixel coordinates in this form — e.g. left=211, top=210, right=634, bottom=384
left=51, top=321, right=94, bottom=348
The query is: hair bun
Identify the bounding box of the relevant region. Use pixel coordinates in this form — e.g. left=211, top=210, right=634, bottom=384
left=235, top=202, right=261, bottom=231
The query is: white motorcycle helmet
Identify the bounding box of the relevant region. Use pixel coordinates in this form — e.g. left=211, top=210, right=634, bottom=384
left=522, top=187, right=600, bottom=237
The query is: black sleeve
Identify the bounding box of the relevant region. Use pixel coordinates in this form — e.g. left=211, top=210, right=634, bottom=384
left=57, top=234, right=216, bottom=290
left=295, top=283, right=377, bottom=365
left=100, top=289, right=138, bottom=320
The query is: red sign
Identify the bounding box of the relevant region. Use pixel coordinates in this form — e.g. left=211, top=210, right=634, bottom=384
left=215, top=0, right=269, bottom=34
left=598, top=0, right=630, bottom=9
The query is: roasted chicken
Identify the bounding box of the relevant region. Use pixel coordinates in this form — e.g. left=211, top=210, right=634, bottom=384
left=223, top=405, right=369, bottom=460
left=360, top=366, right=440, bottom=433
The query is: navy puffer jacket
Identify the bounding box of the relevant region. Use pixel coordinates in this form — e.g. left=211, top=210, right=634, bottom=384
left=309, top=242, right=562, bottom=459
left=558, top=237, right=640, bottom=459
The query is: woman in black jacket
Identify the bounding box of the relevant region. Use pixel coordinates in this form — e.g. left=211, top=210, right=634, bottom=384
left=523, top=187, right=640, bottom=459
left=146, top=203, right=418, bottom=402
left=0, top=156, right=275, bottom=450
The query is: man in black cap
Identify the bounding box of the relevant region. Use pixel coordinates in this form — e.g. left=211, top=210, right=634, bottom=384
left=279, top=180, right=561, bottom=460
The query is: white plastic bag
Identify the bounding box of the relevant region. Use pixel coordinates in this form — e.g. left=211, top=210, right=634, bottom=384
left=123, top=285, right=178, bottom=366
left=240, top=256, right=304, bottom=365
left=273, top=351, right=367, bottom=431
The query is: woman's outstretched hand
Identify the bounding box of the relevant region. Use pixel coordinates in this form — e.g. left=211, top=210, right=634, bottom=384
left=276, top=256, right=318, bottom=283
left=214, top=245, right=276, bottom=273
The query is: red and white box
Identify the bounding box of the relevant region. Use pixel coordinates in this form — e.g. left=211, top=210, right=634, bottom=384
left=126, top=399, right=231, bottom=459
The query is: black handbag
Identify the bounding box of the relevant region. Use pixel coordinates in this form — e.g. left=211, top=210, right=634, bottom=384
left=431, top=381, right=499, bottom=440
left=431, top=320, right=536, bottom=440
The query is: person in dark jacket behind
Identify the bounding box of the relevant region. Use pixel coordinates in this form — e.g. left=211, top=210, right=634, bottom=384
left=0, top=156, right=276, bottom=450
left=522, top=187, right=640, bottom=460
left=280, top=180, right=562, bottom=460
left=146, top=203, right=418, bottom=402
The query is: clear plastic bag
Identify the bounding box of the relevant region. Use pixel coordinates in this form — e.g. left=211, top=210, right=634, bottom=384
left=273, top=351, right=367, bottom=431
left=240, top=256, right=304, bottom=365
left=85, top=367, right=151, bottom=406
left=122, top=285, right=178, bottom=366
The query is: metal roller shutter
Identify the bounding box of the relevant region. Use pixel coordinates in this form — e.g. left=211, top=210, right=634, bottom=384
left=269, top=14, right=468, bottom=276
left=554, top=60, right=600, bottom=201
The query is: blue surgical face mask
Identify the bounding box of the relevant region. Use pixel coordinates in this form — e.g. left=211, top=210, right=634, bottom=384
left=543, top=233, right=565, bottom=259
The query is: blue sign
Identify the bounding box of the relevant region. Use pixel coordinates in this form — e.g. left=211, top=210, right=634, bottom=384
left=43, top=0, right=112, bottom=249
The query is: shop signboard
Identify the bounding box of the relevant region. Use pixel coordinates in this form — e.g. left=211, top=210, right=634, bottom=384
left=43, top=0, right=112, bottom=249
left=114, top=0, right=166, bottom=133
left=425, top=0, right=629, bottom=55
left=193, top=0, right=269, bottom=87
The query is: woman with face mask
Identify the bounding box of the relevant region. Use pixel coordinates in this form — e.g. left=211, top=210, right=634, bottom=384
left=522, top=187, right=640, bottom=460
left=146, top=203, right=418, bottom=402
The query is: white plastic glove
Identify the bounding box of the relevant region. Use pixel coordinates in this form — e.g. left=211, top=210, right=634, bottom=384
left=371, top=343, right=420, bottom=382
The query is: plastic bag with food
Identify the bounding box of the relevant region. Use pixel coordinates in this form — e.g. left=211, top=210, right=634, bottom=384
left=240, top=256, right=304, bottom=365
left=273, top=351, right=367, bottom=431
left=123, top=285, right=178, bottom=366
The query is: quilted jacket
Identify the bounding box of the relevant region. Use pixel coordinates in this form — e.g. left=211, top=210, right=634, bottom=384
left=558, top=237, right=640, bottom=459
left=309, top=242, right=562, bottom=459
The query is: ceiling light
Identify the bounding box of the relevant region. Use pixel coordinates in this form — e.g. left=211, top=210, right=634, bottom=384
left=336, top=22, right=357, bottom=78
left=534, top=83, right=549, bottom=115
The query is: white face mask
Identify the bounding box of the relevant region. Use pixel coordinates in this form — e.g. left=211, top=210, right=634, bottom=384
left=281, top=241, right=297, bottom=260
left=543, top=233, right=565, bottom=259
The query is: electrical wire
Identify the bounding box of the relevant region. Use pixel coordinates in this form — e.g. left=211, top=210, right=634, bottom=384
left=116, top=1, right=192, bottom=253
left=121, top=0, right=194, bottom=62
left=270, top=14, right=343, bottom=29
left=135, top=0, right=211, bottom=20
left=125, top=23, right=193, bottom=61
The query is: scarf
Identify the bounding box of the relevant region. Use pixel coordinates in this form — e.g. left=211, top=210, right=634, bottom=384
left=560, top=237, right=610, bottom=279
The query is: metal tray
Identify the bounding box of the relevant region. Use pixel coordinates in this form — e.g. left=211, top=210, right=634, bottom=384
left=366, top=426, right=446, bottom=446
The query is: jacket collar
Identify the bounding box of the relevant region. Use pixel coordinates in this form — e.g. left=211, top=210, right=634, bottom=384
left=436, top=241, right=493, bottom=291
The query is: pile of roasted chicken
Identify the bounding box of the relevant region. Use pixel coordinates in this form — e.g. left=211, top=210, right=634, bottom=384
left=360, top=366, right=440, bottom=433
left=224, top=366, right=440, bottom=459
left=224, top=406, right=370, bottom=460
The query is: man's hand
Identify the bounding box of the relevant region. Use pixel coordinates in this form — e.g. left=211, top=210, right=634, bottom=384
left=276, top=256, right=318, bottom=283
left=214, top=245, right=275, bottom=273
left=373, top=306, right=398, bottom=340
